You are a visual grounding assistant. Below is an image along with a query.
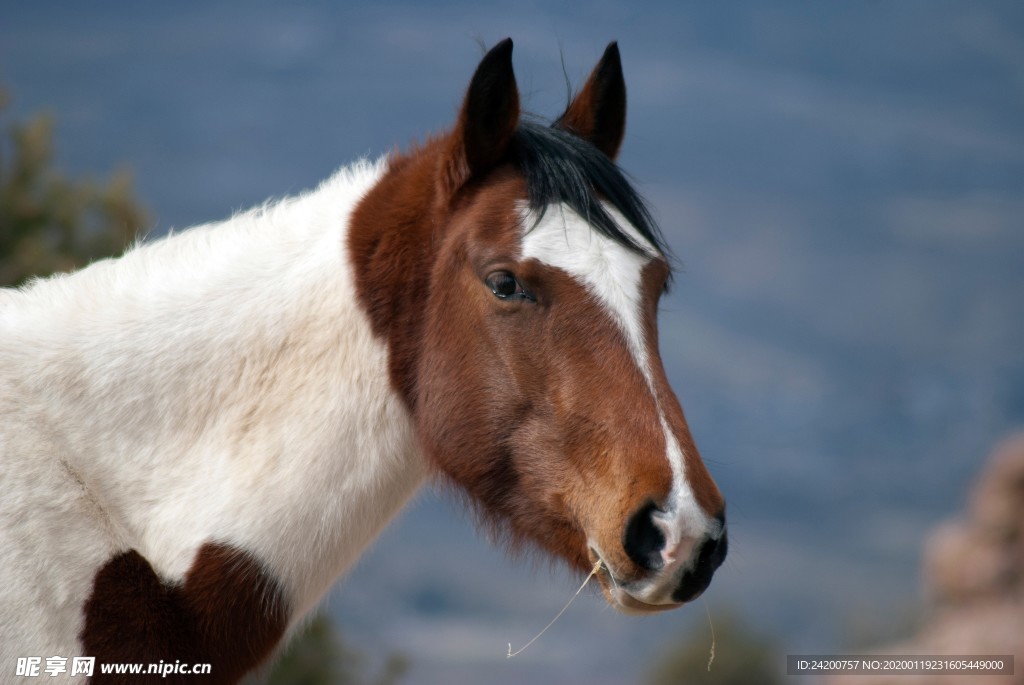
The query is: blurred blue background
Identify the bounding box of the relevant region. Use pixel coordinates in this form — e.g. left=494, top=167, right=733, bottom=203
left=3, top=2, right=1022, bottom=683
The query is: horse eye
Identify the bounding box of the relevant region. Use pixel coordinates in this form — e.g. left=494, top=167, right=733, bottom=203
left=485, top=271, right=532, bottom=301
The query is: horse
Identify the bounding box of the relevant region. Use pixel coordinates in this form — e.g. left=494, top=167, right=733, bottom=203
left=0, top=39, right=727, bottom=683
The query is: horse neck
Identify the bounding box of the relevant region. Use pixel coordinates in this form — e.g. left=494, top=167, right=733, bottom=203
left=2, top=159, right=427, bottom=616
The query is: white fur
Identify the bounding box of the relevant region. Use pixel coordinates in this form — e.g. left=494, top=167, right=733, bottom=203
left=521, top=203, right=713, bottom=605
left=0, top=158, right=426, bottom=677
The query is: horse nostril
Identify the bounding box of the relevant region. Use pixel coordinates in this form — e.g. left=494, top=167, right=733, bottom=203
left=623, top=501, right=666, bottom=571
left=671, top=528, right=728, bottom=603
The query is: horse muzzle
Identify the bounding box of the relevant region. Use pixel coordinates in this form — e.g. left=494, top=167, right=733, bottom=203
left=591, top=509, right=728, bottom=614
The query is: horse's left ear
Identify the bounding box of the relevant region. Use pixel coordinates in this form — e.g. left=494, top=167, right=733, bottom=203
left=443, top=38, right=520, bottom=195
left=555, top=42, right=626, bottom=160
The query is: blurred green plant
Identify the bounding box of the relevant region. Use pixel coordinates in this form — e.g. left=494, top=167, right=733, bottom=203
left=252, top=614, right=408, bottom=685
left=647, top=610, right=784, bottom=685
left=0, top=87, right=147, bottom=287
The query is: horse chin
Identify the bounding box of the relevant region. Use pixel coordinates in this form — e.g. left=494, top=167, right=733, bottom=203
left=594, top=575, right=686, bottom=615
left=604, top=587, right=685, bottom=615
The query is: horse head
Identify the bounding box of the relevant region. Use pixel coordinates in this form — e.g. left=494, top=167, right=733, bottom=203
left=351, top=39, right=727, bottom=614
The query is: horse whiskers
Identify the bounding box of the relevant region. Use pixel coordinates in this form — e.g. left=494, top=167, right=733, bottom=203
left=506, top=559, right=602, bottom=659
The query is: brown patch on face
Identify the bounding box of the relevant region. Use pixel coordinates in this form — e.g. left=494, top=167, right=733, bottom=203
left=349, top=144, right=722, bottom=591
left=350, top=144, right=674, bottom=576
left=394, top=178, right=672, bottom=581
left=81, top=543, right=287, bottom=684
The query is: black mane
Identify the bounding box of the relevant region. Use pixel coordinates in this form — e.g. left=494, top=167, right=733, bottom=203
left=512, top=119, right=669, bottom=260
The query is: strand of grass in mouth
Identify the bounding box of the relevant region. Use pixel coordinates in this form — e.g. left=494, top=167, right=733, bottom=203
left=704, top=599, right=716, bottom=671
left=507, top=559, right=603, bottom=658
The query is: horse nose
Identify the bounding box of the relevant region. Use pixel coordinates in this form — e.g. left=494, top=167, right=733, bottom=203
left=671, top=525, right=728, bottom=603
left=623, top=504, right=728, bottom=603
left=623, top=501, right=666, bottom=571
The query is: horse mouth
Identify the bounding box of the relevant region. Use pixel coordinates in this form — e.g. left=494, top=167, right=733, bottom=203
left=588, top=548, right=687, bottom=615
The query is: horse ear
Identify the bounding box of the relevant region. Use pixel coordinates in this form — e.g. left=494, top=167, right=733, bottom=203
left=555, top=42, right=626, bottom=160
left=444, top=38, right=520, bottom=194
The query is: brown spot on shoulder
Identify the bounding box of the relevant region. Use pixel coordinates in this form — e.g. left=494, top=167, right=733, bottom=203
left=81, top=542, right=288, bottom=684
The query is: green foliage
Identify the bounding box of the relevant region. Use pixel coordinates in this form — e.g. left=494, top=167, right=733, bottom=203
left=0, top=87, right=147, bottom=287
left=647, top=610, right=784, bottom=685
left=251, top=614, right=408, bottom=685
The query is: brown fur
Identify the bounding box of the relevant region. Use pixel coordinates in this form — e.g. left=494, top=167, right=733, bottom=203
left=82, top=543, right=287, bottom=684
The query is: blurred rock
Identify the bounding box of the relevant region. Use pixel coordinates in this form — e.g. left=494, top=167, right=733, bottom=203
left=826, top=435, right=1024, bottom=685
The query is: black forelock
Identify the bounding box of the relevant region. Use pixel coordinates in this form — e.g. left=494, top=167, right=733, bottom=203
left=511, top=119, right=669, bottom=261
